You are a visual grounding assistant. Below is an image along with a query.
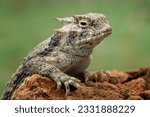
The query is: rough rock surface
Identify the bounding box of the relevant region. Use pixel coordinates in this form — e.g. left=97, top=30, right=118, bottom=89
left=11, top=68, right=150, bottom=100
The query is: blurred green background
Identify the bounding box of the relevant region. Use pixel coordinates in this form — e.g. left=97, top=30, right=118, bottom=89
left=0, top=0, right=150, bottom=96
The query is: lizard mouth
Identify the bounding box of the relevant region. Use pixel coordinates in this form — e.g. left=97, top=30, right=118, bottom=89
left=76, top=27, right=112, bottom=45
left=101, top=27, right=112, bottom=35
left=92, top=27, right=112, bottom=42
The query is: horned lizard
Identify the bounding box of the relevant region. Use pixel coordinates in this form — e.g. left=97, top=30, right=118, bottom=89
left=1, top=13, right=112, bottom=99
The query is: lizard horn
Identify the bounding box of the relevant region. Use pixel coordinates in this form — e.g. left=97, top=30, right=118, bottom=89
left=54, top=28, right=67, bottom=34
left=54, top=28, right=62, bottom=33
left=54, top=17, right=65, bottom=24
left=55, top=17, right=74, bottom=24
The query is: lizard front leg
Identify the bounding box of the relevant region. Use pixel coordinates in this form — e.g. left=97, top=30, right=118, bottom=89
left=26, top=57, right=81, bottom=95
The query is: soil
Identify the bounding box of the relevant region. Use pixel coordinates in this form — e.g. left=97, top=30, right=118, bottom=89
left=11, top=68, right=150, bottom=100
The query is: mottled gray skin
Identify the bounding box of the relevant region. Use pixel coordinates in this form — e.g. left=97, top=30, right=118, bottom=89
left=1, top=13, right=112, bottom=99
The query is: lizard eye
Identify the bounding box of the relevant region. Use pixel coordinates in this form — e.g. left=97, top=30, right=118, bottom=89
left=79, top=20, right=88, bottom=28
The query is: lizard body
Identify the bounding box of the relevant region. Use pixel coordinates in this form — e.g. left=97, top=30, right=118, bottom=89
left=1, top=13, right=112, bottom=99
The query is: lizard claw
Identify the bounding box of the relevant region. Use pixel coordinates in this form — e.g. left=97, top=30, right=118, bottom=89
left=56, top=81, right=62, bottom=90
left=64, top=77, right=81, bottom=95
left=68, top=77, right=81, bottom=88
left=55, top=75, right=81, bottom=95
left=64, top=82, right=70, bottom=95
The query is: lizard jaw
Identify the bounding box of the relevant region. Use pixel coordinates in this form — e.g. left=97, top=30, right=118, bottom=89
left=76, top=27, right=112, bottom=46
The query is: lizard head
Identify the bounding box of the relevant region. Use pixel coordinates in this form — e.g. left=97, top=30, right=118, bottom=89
left=55, top=13, right=112, bottom=50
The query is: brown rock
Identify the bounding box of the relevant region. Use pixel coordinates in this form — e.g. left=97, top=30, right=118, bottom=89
left=11, top=68, right=150, bottom=100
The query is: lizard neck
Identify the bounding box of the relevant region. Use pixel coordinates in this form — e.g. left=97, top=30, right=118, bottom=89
left=74, top=46, right=93, bottom=57
left=59, top=44, right=93, bottom=57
